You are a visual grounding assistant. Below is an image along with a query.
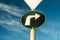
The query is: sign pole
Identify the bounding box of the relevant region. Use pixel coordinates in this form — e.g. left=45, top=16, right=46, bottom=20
left=30, top=27, right=36, bottom=40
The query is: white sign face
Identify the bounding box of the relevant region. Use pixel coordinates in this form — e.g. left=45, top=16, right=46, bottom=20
left=24, top=0, right=43, bottom=10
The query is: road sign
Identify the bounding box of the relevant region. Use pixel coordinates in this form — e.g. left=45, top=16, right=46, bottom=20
left=24, top=0, right=42, bottom=10
left=22, top=0, right=45, bottom=40
left=21, top=11, right=45, bottom=28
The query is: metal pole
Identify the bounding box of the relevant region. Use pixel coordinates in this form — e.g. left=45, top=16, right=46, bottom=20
left=30, top=27, right=36, bottom=40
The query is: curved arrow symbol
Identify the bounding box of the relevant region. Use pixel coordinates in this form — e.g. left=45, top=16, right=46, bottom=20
left=25, top=13, right=40, bottom=26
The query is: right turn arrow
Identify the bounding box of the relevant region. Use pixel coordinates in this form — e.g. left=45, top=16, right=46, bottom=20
left=25, top=13, right=40, bottom=26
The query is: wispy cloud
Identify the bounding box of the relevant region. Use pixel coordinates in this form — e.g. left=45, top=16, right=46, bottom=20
left=0, top=3, right=29, bottom=40
left=0, top=3, right=26, bottom=17
left=39, top=21, right=60, bottom=40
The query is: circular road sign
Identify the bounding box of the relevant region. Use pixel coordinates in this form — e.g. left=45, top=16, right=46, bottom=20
left=21, top=11, right=45, bottom=28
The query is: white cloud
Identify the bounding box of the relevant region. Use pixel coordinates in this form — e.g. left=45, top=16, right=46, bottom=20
left=0, top=3, right=29, bottom=40
left=39, top=21, right=60, bottom=40
left=0, top=3, right=27, bottom=31
left=0, top=3, right=26, bottom=17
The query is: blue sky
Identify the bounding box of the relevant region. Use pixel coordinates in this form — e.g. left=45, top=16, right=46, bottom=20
left=0, top=0, right=60, bottom=40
